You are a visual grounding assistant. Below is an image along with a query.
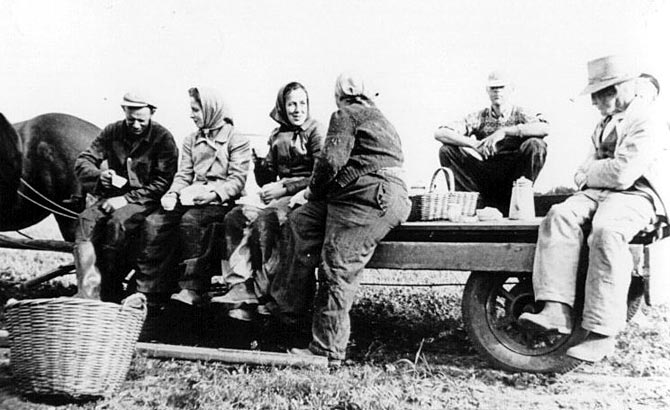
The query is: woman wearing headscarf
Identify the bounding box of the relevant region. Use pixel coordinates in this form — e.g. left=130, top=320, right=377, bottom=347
left=144, top=86, right=250, bottom=306
left=213, top=82, right=324, bottom=320
left=269, top=73, right=411, bottom=364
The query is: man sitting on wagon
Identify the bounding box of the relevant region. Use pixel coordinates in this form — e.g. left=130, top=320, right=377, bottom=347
left=434, top=71, right=550, bottom=215
left=519, top=55, right=670, bottom=362
left=73, top=92, right=179, bottom=303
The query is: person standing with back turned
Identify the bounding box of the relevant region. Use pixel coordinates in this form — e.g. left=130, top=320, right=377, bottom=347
left=271, top=73, right=411, bottom=365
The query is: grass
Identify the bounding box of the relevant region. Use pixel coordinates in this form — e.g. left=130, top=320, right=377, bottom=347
left=0, top=218, right=669, bottom=409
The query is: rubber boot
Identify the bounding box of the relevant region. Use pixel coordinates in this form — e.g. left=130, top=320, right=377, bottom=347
left=98, top=244, right=126, bottom=303
left=73, top=240, right=101, bottom=300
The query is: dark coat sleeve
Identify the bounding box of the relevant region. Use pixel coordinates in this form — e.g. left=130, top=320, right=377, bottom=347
left=254, top=131, right=279, bottom=188
left=124, top=131, right=179, bottom=205
left=309, top=109, right=356, bottom=199
left=74, top=127, right=110, bottom=194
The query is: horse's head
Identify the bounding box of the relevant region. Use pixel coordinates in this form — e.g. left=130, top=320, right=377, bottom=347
left=0, top=113, right=22, bottom=208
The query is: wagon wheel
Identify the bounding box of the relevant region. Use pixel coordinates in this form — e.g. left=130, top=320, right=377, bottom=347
left=462, top=271, right=586, bottom=373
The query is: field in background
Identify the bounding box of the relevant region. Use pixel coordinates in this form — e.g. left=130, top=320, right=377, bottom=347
left=1, top=218, right=669, bottom=409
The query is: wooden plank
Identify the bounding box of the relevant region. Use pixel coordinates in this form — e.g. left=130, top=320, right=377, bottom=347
left=382, top=219, right=541, bottom=243
left=0, top=234, right=73, bottom=253
left=136, top=343, right=328, bottom=368
left=0, top=334, right=327, bottom=367
left=368, top=242, right=536, bottom=272
left=397, top=219, right=543, bottom=231
left=21, top=264, right=76, bottom=288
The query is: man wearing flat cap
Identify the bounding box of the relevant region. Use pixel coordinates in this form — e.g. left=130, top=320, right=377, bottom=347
left=434, top=71, right=550, bottom=215
left=73, top=92, right=179, bottom=304
left=519, top=55, right=670, bottom=362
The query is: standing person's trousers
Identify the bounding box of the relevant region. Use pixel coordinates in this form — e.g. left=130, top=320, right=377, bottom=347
left=533, top=189, right=656, bottom=335
left=270, top=170, right=410, bottom=360
left=438, top=138, right=547, bottom=215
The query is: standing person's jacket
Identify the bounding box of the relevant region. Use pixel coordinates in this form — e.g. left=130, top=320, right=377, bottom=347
left=310, top=97, right=404, bottom=198
left=75, top=120, right=178, bottom=204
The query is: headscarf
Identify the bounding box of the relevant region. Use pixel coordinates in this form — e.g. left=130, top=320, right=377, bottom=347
left=269, top=82, right=312, bottom=155
left=334, top=72, right=379, bottom=104
left=190, top=86, right=233, bottom=136
left=269, top=82, right=310, bottom=129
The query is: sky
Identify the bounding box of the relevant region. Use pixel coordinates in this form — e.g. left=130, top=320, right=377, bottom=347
left=1, top=0, right=669, bottom=192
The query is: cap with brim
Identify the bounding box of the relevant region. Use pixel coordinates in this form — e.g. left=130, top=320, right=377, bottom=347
left=579, top=55, right=639, bottom=96
left=121, top=92, right=156, bottom=109
left=486, top=71, right=510, bottom=88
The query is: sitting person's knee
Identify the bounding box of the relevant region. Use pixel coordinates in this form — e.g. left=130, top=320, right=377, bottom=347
left=224, top=206, right=246, bottom=228
left=438, top=144, right=460, bottom=164
left=179, top=209, right=199, bottom=229
left=520, top=137, right=547, bottom=154
left=588, top=224, right=626, bottom=247
left=543, top=202, right=579, bottom=226
left=142, top=211, right=165, bottom=239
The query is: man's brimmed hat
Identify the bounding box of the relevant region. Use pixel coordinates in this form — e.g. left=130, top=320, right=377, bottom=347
left=579, top=55, right=639, bottom=96
left=121, top=92, right=156, bottom=109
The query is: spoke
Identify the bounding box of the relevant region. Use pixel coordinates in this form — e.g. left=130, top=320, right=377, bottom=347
left=499, top=287, right=515, bottom=302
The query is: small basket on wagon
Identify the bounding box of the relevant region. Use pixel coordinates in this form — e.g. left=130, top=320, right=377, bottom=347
left=5, top=295, right=146, bottom=399
left=408, top=167, right=479, bottom=221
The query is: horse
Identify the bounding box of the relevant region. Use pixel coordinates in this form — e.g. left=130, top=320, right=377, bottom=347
left=0, top=113, right=100, bottom=242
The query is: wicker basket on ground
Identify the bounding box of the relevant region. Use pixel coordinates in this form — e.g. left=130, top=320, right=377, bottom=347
left=5, top=296, right=146, bottom=399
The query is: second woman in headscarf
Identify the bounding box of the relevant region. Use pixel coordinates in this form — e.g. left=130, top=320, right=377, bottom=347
left=142, top=86, right=250, bottom=307
left=212, top=81, right=324, bottom=320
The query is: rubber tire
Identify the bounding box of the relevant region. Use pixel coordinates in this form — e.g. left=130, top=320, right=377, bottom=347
left=462, top=272, right=586, bottom=373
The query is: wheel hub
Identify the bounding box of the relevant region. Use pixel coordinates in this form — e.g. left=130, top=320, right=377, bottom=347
left=487, top=278, right=571, bottom=356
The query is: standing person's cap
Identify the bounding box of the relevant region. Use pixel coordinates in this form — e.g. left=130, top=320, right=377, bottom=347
left=334, top=72, right=379, bottom=101
left=486, top=71, right=511, bottom=88
left=579, top=55, right=639, bottom=96
left=121, top=92, right=156, bottom=109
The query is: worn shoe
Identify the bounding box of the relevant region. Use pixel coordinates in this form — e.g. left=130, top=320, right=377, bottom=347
left=170, top=289, right=205, bottom=306
left=518, top=311, right=573, bottom=335
left=256, top=304, right=272, bottom=316
left=288, top=347, right=341, bottom=368
left=566, top=332, right=616, bottom=362
left=211, top=281, right=259, bottom=308
left=227, top=307, right=255, bottom=322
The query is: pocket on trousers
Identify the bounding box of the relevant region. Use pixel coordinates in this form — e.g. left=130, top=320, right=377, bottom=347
left=376, top=181, right=389, bottom=216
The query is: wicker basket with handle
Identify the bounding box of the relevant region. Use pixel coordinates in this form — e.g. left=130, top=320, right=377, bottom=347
left=409, top=167, right=479, bottom=221
left=5, top=295, right=146, bottom=399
